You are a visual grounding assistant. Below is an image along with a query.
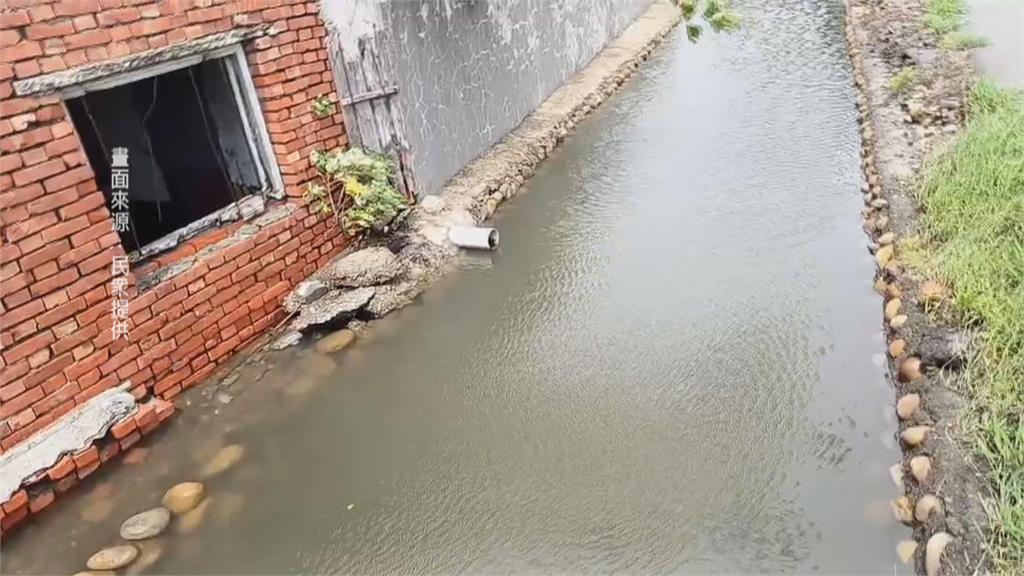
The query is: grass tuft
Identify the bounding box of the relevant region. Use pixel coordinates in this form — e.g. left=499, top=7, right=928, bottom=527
left=923, top=0, right=967, bottom=35
left=889, top=67, right=918, bottom=95
left=914, top=79, right=1024, bottom=572
left=940, top=31, right=990, bottom=50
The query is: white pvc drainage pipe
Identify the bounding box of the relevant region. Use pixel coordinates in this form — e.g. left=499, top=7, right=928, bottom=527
left=448, top=226, right=499, bottom=250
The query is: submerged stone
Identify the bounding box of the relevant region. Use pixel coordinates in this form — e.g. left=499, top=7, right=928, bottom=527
left=896, top=540, right=917, bottom=565
left=125, top=541, right=163, bottom=576
left=162, top=482, right=204, bottom=515
left=200, top=444, right=244, bottom=478
left=177, top=497, right=212, bottom=535
left=315, top=329, right=356, bottom=354
left=891, top=496, right=913, bottom=524
left=119, top=508, right=170, bottom=540
left=86, top=545, right=138, bottom=570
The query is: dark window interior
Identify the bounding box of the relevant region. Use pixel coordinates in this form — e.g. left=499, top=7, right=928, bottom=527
left=68, top=58, right=265, bottom=253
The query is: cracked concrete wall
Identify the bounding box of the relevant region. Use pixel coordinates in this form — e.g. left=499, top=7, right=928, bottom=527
left=325, top=0, right=653, bottom=196
left=392, top=0, right=653, bottom=194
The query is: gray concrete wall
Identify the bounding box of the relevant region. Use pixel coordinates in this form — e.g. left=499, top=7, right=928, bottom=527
left=324, top=0, right=654, bottom=196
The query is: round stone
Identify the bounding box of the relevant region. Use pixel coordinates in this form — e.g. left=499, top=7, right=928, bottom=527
left=86, top=545, right=139, bottom=571
left=884, top=298, right=902, bottom=320
left=896, top=540, right=917, bottom=565
left=875, top=244, right=894, bottom=267
left=896, top=393, right=920, bottom=420
left=314, top=329, right=355, bottom=354
left=885, top=283, right=902, bottom=299
left=889, top=339, right=907, bottom=358
left=873, top=278, right=888, bottom=295
left=80, top=499, right=115, bottom=523
left=119, top=507, right=171, bottom=540
left=901, top=426, right=931, bottom=447
left=919, top=280, right=946, bottom=303
left=125, top=542, right=162, bottom=576
left=877, top=232, right=896, bottom=245
left=910, top=455, right=931, bottom=483
left=915, top=494, right=942, bottom=522
left=890, top=314, right=909, bottom=329
left=162, top=482, right=205, bottom=515
left=890, top=496, right=913, bottom=524
left=201, top=444, right=244, bottom=478
left=177, top=497, right=212, bottom=535
left=925, top=532, right=954, bottom=576
left=898, top=357, right=923, bottom=382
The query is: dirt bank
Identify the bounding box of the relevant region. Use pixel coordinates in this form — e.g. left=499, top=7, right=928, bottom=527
left=844, top=0, right=992, bottom=574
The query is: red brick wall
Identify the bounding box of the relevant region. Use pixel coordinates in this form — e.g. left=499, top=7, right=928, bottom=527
left=0, top=0, right=348, bottom=452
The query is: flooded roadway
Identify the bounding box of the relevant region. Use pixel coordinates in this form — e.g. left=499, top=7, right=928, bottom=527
left=3, top=0, right=909, bottom=573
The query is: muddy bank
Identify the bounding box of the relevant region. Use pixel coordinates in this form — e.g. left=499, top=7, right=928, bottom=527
left=844, top=0, right=991, bottom=573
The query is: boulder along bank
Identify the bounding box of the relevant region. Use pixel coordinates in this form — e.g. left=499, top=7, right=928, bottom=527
left=844, top=0, right=991, bottom=574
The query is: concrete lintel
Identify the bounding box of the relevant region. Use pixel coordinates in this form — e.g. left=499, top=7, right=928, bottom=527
left=0, top=387, right=137, bottom=503
left=13, top=26, right=270, bottom=98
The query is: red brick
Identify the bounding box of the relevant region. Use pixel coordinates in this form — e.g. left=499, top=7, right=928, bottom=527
left=26, top=21, right=76, bottom=40
left=11, top=158, right=63, bottom=188
left=28, top=489, right=56, bottom=513
left=98, top=440, right=120, bottom=463
left=71, top=445, right=98, bottom=468
left=2, top=490, right=28, bottom=513
left=47, top=456, right=75, bottom=480
left=109, top=415, right=138, bottom=440
left=119, top=430, right=142, bottom=450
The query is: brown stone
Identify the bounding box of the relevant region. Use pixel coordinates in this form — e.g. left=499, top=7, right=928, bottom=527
left=874, top=244, right=894, bottom=267
left=898, top=357, right=923, bottom=382
left=896, top=540, right=917, bottom=565
left=925, top=532, right=954, bottom=576
left=80, top=498, right=115, bottom=523
left=200, top=444, right=244, bottom=478
left=873, top=278, right=887, bottom=295
left=888, top=338, right=907, bottom=358
left=890, top=314, right=909, bottom=329
left=915, top=494, right=942, bottom=522
left=877, top=232, right=896, bottom=245
left=314, top=329, right=355, bottom=354
left=901, top=426, right=931, bottom=447
left=890, top=496, right=913, bottom=524
left=86, top=545, right=138, bottom=571
left=162, top=482, right=205, bottom=515
left=919, top=280, right=946, bottom=303
left=885, top=283, right=902, bottom=299
left=896, top=393, right=920, bottom=420
left=884, top=298, right=902, bottom=320
left=910, top=455, right=931, bottom=483
left=176, top=496, right=212, bottom=535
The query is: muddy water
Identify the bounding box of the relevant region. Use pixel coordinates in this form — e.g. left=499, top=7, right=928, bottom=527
left=966, top=0, right=1024, bottom=86
left=2, top=1, right=910, bottom=574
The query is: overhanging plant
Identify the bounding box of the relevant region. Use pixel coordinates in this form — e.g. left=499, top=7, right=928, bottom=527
left=304, top=147, right=409, bottom=236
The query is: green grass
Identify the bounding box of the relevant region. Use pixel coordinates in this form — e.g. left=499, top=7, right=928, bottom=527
left=889, top=67, right=918, bottom=95
left=913, top=80, right=1024, bottom=572
left=941, top=31, right=990, bottom=50
left=923, top=0, right=968, bottom=35
left=924, top=0, right=989, bottom=49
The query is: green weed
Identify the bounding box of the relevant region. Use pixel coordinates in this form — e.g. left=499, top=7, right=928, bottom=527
left=889, top=67, right=918, bottom=95
left=914, top=79, right=1024, bottom=572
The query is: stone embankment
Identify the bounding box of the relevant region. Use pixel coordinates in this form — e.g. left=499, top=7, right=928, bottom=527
left=274, top=1, right=682, bottom=347
left=844, top=0, right=990, bottom=574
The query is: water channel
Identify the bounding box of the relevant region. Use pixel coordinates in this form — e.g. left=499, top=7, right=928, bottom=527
left=3, top=0, right=910, bottom=573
